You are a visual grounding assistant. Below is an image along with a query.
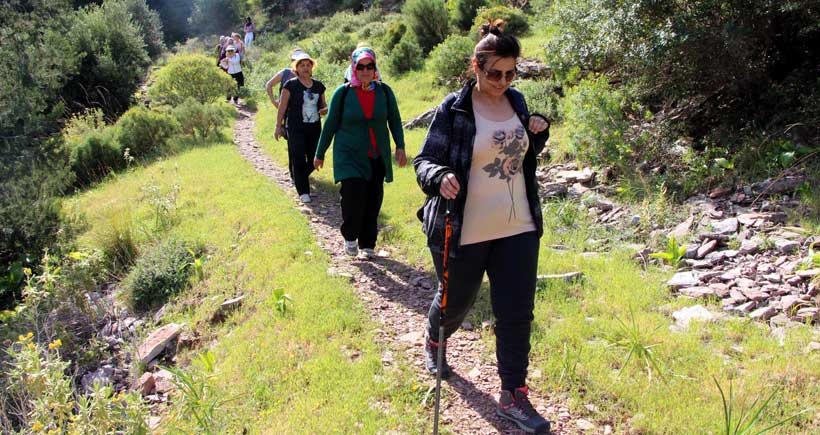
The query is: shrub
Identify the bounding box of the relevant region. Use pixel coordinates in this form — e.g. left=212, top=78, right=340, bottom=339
left=403, top=0, right=450, bottom=55
left=561, top=76, right=629, bottom=166
left=449, top=0, right=488, bottom=31
left=172, top=98, right=232, bottom=139
left=471, top=5, right=529, bottom=37
left=116, top=107, right=180, bottom=159
left=2, top=335, right=148, bottom=433
left=68, top=126, right=123, bottom=186
left=308, top=31, right=356, bottom=65
left=149, top=54, right=237, bottom=105
left=63, top=0, right=151, bottom=116
left=428, top=35, right=474, bottom=84
left=123, top=0, right=165, bottom=59
left=125, top=238, right=194, bottom=312
left=513, top=79, right=563, bottom=122
left=382, top=21, right=407, bottom=54
left=384, top=37, right=425, bottom=76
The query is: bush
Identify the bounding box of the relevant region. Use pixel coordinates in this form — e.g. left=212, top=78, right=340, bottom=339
left=116, top=107, right=180, bottom=159
left=308, top=31, right=356, bottom=65
left=428, top=35, right=474, bottom=84
left=123, top=0, right=165, bottom=59
left=513, top=79, right=563, bottom=123
left=403, top=0, right=450, bottom=55
left=63, top=0, right=151, bottom=116
left=68, top=126, right=123, bottom=186
left=449, top=0, right=488, bottom=31
left=471, top=5, right=529, bottom=38
left=172, top=98, right=232, bottom=139
left=382, top=21, right=407, bottom=54
left=561, top=76, right=629, bottom=166
left=149, top=54, right=237, bottom=106
left=385, top=37, right=425, bottom=76
left=125, top=238, right=194, bottom=312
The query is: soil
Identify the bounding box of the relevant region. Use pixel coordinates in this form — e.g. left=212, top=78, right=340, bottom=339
left=232, top=106, right=593, bottom=435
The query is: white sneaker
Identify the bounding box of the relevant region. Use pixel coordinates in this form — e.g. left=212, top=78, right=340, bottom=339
left=359, top=248, right=375, bottom=259
left=344, top=240, right=358, bottom=256
left=299, top=194, right=312, bottom=203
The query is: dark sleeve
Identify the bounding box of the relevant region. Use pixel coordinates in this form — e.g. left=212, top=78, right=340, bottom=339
left=527, top=113, right=550, bottom=155
left=382, top=84, right=405, bottom=150
left=413, top=93, right=457, bottom=197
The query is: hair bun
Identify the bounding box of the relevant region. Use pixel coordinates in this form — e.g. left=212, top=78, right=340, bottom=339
left=479, top=19, right=506, bottom=39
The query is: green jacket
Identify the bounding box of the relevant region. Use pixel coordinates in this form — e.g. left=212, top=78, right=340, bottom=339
left=315, top=82, right=405, bottom=183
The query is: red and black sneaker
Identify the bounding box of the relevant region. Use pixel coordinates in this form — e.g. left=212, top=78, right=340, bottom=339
left=496, top=386, right=550, bottom=434
left=424, top=335, right=452, bottom=379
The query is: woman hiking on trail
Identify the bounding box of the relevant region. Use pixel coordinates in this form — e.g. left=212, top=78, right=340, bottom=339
left=314, top=46, right=407, bottom=260
left=274, top=51, right=327, bottom=204
left=413, top=20, right=551, bottom=434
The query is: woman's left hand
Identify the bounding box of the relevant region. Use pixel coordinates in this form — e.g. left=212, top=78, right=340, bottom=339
left=528, top=115, right=550, bottom=134
left=394, top=149, right=407, bottom=168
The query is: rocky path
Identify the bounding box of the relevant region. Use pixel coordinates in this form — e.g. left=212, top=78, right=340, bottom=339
left=232, top=107, right=587, bottom=435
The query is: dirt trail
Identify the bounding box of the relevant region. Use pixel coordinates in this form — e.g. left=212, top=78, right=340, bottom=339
left=233, top=107, right=586, bottom=435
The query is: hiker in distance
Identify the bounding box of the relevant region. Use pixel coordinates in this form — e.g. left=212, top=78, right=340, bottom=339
left=274, top=51, right=327, bottom=204
left=413, top=20, right=552, bottom=434
left=219, top=45, right=243, bottom=105
left=243, top=17, right=255, bottom=48
left=314, top=46, right=407, bottom=260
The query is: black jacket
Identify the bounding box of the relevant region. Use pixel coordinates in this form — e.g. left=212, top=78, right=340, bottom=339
left=413, top=80, right=549, bottom=257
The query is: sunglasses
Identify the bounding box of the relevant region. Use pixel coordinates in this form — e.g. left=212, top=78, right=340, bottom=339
left=356, top=62, right=376, bottom=71
left=483, top=68, right=516, bottom=82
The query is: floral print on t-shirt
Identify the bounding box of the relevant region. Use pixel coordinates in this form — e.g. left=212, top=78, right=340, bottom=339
left=481, top=125, right=527, bottom=221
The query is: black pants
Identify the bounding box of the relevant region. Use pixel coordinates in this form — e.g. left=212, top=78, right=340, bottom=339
left=427, top=231, right=539, bottom=391
left=229, top=71, right=244, bottom=100
left=339, top=158, right=385, bottom=249
left=286, top=122, right=320, bottom=195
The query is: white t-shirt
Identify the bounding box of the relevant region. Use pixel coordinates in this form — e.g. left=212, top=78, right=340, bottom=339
left=460, top=111, right=535, bottom=245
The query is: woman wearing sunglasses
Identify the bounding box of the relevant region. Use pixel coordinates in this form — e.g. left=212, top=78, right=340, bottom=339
left=413, top=20, right=551, bottom=434
left=315, top=47, right=407, bottom=259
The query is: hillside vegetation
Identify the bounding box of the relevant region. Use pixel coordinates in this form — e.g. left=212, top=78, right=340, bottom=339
left=1, top=0, right=819, bottom=434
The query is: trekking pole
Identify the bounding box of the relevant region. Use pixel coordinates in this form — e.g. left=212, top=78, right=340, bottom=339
left=433, top=199, right=453, bottom=435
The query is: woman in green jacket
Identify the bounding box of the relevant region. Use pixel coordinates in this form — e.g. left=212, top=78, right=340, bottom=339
left=314, top=47, right=407, bottom=259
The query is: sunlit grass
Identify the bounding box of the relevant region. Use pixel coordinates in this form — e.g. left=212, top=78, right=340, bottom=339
left=67, top=143, right=428, bottom=433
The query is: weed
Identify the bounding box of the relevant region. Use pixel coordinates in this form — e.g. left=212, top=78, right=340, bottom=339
left=141, top=178, right=181, bottom=232
left=187, top=248, right=206, bottom=282
left=649, top=235, right=687, bottom=268
left=2, top=334, right=148, bottom=433
left=272, top=287, right=293, bottom=316
left=605, top=306, right=666, bottom=382
left=713, top=376, right=808, bottom=435
left=558, top=342, right=581, bottom=389
left=163, top=350, right=229, bottom=435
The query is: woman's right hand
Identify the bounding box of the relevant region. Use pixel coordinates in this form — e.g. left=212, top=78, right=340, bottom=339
left=274, top=125, right=284, bottom=141
left=314, top=158, right=324, bottom=170
left=439, top=172, right=460, bottom=199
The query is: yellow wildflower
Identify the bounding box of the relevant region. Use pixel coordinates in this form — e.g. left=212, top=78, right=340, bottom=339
left=31, top=421, right=44, bottom=432
left=27, top=342, right=36, bottom=350
left=48, top=339, right=62, bottom=350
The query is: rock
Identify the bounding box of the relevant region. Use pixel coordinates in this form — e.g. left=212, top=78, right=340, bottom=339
left=697, top=239, right=718, bottom=258
left=671, top=305, right=716, bottom=330
left=537, top=272, right=584, bottom=283
left=667, top=272, right=699, bottom=289
left=81, top=366, right=114, bottom=392
left=137, top=372, right=156, bottom=396
left=153, top=369, right=176, bottom=394
left=749, top=305, right=776, bottom=321
left=137, top=323, right=183, bottom=365
left=678, top=286, right=716, bottom=298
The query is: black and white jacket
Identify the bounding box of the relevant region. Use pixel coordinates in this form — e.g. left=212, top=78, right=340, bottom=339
left=413, top=80, right=550, bottom=258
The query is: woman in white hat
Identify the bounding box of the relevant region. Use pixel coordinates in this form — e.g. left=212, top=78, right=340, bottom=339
left=274, top=52, right=327, bottom=203
left=219, top=45, right=243, bottom=104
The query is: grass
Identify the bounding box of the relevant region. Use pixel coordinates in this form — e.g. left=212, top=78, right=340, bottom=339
left=252, top=66, right=820, bottom=432
left=67, top=141, right=429, bottom=434
left=63, top=16, right=820, bottom=434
